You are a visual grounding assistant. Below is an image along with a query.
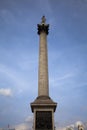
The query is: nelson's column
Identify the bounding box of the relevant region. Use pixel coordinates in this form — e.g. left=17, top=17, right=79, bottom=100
left=30, top=16, right=57, bottom=130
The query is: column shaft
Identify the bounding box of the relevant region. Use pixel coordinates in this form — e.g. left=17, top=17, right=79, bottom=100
left=38, top=32, right=49, bottom=96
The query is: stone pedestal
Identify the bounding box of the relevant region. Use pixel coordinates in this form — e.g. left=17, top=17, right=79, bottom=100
left=31, top=96, right=57, bottom=130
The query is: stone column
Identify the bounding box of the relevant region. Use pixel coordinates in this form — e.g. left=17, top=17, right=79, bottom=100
left=37, top=16, right=49, bottom=96
left=30, top=17, right=57, bottom=130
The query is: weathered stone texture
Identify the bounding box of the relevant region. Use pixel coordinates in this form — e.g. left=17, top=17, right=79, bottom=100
left=38, top=32, right=49, bottom=96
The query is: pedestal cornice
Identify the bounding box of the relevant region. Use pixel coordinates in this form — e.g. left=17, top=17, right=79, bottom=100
left=31, top=96, right=57, bottom=112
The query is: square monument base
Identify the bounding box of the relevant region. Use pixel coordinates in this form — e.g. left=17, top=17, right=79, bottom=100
left=30, top=96, right=57, bottom=130
left=34, top=109, right=54, bottom=130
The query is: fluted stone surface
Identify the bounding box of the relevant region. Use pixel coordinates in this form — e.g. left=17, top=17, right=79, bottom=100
left=38, top=31, right=49, bottom=96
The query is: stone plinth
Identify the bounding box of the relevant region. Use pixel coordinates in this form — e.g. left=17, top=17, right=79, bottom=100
left=31, top=96, right=57, bottom=130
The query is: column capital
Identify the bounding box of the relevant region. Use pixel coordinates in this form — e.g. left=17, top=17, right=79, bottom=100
left=37, top=16, right=49, bottom=35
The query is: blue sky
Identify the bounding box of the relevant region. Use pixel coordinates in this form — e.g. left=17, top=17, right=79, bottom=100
left=0, top=0, right=87, bottom=129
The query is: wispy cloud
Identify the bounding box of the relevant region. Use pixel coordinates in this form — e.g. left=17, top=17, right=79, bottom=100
left=57, top=73, right=73, bottom=81
left=0, top=88, right=12, bottom=97
left=0, top=63, right=36, bottom=93
left=25, top=115, right=33, bottom=123
left=49, top=72, right=74, bottom=87
left=0, top=63, right=25, bottom=89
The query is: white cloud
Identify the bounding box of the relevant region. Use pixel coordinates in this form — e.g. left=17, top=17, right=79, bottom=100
left=25, top=115, right=33, bottom=122
left=75, top=121, right=84, bottom=127
left=0, top=88, right=12, bottom=97
left=14, top=116, right=33, bottom=130
left=15, top=123, right=30, bottom=130
left=15, top=119, right=33, bottom=130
